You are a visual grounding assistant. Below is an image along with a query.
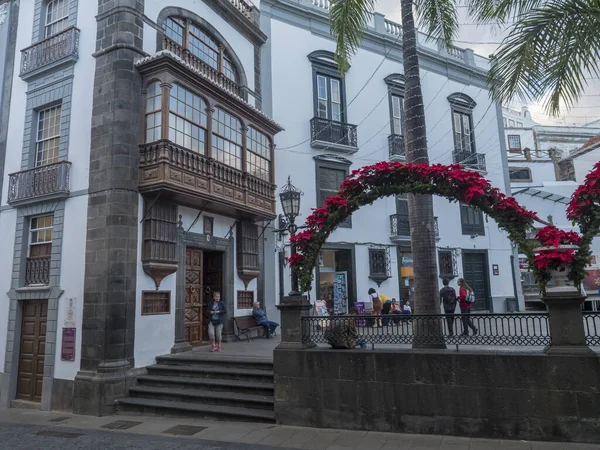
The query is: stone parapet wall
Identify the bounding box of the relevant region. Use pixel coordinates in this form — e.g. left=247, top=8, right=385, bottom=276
left=274, top=348, right=600, bottom=443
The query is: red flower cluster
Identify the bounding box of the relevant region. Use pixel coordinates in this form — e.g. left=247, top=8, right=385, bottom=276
left=305, top=207, right=329, bottom=230
left=287, top=253, right=304, bottom=266
left=567, top=161, right=600, bottom=220
left=534, top=249, right=576, bottom=270
left=289, top=230, right=315, bottom=251
left=535, top=226, right=581, bottom=247
left=324, top=195, right=349, bottom=211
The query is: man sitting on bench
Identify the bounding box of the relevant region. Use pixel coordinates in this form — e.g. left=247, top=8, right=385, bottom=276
left=252, top=302, right=279, bottom=339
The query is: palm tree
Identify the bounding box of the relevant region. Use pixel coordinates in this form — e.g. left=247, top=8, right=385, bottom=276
left=467, top=0, right=600, bottom=116
left=330, top=0, right=459, bottom=348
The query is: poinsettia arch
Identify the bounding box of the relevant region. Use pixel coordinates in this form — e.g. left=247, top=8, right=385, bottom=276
left=289, top=161, right=543, bottom=293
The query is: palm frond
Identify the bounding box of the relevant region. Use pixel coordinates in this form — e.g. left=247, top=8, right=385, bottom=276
left=414, top=0, right=459, bottom=49
left=463, top=0, right=547, bottom=23
left=488, top=0, right=600, bottom=116
left=329, top=0, right=375, bottom=76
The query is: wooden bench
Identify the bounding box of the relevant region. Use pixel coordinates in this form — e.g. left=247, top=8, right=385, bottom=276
left=233, top=315, right=265, bottom=341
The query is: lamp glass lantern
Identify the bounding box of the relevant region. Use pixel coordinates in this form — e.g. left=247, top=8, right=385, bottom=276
left=279, top=177, right=302, bottom=224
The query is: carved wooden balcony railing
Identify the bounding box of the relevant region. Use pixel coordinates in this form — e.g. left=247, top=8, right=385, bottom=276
left=139, top=141, right=276, bottom=220
left=25, top=256, right=51, bottom=286
left=8, top=161, right=71, bottom=206
left=163, top=37, right=242, bottom=98
left=20, top=27, right=80, bottom=80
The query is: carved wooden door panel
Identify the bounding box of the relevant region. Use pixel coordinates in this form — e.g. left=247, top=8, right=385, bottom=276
left=185, top=248, right=203, bottom=346
left=17, top=301, right=47, bottom=402
left=203, top=252, right=224, bottom=342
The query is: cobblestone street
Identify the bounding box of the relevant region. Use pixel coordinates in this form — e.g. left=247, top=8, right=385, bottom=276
left=0, top=409, right=596, bottom=450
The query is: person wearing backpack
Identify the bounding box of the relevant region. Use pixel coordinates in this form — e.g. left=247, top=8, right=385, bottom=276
left=457, top=278, right=478, bottom=336
left=439, top=278, right=458, bottom=335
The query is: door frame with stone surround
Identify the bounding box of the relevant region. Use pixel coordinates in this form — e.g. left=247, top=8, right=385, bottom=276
left=173, top=230, right=234, bottom=352
left=2, top=201, right=66, bottom=411
left=16, top=300, right=48, bottom=402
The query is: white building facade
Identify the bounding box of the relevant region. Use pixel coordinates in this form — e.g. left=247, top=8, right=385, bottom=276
left=0, top=0, right=520, bottom=414
left=263, top=0, right=521, bottom=317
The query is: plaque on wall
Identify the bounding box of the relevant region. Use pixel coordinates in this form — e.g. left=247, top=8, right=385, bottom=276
left=61, top=327, right=76, bottom=361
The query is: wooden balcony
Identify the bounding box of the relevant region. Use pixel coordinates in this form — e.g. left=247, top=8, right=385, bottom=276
left=20, top=26, right=80, bottom=80
left=7, top=161, right=71, bottom=206
left=139, top=141, right=276, bottom=220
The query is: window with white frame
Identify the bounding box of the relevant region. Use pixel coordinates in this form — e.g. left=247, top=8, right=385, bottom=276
left=26, top=215, right=54, bottom=286
left=391, top=94, right=404, bottom=135
left=45, top=0, right=69, bottom=38
left=452, top=111, right=474, bottom=153
left=508, top=135, right=522, bottom=152
left=316, top=74, right=343, bottom=122
left=36, top=105, right=62, bottom=166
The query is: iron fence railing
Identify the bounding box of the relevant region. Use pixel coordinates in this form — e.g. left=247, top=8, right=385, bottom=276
left=20, top=26, right=80, bottom=78
left=302, top=313, right=559, bottom=347
left=8, top=161, right=71, bottom=205
left=453, top=150, right=486, bottom=171
left=390, top=214, right=439, bottom=240
left=583, top=312, right=600, bottom=346
left=310, top=117, right=358, bottom=148
left=388, top=134, right=405, bottom=159
left=25, top=256, right=51, bottom=286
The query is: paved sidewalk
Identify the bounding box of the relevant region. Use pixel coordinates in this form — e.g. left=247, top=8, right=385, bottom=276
left=0, top=408, right=596, bottom=449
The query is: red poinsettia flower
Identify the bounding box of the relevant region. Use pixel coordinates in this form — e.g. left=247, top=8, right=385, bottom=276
left=535, top=226, right=581, bottom=247
left=287, top=253, right=304, bottom=267
left=534, top=249, right=576, bottom=270
left=324, top=195, right=349, bottom=211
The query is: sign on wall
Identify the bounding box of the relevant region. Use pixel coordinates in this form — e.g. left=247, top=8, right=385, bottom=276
left=61, top=327, right=76, bottom=361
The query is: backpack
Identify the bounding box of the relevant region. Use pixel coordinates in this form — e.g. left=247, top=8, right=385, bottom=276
left=441, top=286, right=457, bottom=307
left=466, top=291, right=475, bottom=304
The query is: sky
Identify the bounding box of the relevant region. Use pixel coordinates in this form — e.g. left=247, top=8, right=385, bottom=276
left=370, top=0, right=600, bottom=127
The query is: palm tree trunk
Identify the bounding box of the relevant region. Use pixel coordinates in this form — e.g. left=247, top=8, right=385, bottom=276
left=401, top=0, right=445, bottom=349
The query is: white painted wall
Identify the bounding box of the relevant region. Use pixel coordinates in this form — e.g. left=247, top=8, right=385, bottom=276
left=144, top=0, right=256, bottom=93
left=134, top=197, right=176, bottom=368
left=53, top=195, right=88, bottom=380
left=573, top=146, right=600, bottom=183
left=0, top=209, right=17, bottom=373
left=266, top=13, right=515, bottom=311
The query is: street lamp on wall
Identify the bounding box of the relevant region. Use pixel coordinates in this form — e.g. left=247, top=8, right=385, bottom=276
left=278, top=176, right=303, bottom=295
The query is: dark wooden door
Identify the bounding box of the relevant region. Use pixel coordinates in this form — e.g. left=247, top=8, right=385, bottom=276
left=17, top=301, right=47, bottom=402
left=203, top=252, right=223, bottom=342
left=462, top=252, right=489, bottom=311
left=185, top=248, right=204, bottom=346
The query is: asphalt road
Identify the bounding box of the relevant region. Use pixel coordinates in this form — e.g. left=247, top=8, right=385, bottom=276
left=0, top=423, right=295, bottom=450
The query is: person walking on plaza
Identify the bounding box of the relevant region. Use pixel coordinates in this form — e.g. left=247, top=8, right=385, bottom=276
left=368, top=288, right=383, bottom=327
left=439, top=278, right=458, bottom=335
left=207, top=291, right=226, bottom=352
left=457, top=278, right=478, bottom=336
left=252, top=302, right=279, bottom=338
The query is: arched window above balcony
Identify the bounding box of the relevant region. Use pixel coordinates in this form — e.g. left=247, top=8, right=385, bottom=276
left=162, top=16, right=240, bottom=84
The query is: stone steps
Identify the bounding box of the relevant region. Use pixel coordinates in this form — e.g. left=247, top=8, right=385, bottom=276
left=128, top=385, right=274, bottom=411
left=136, top=374, right=274, bottom=397
left=116, top=397, right=275, bottom=422
left=116, top=351, right=275, bottom=422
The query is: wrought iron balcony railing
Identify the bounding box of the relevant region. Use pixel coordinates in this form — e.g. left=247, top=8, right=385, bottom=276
left=390, top=214, right=439, bottom=240
left=388, top=134, right=405, bottom=160
left=20, top=27, right=80, bottom=80
left=453, top=150, right=486, bottom=171
left=390, top=213, right=410, bottom=238
left=8, top=161, right=71, bottom=206
left=310, top=117, right=358, bottom=150
left=25, top=256, right=51, bottom=286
